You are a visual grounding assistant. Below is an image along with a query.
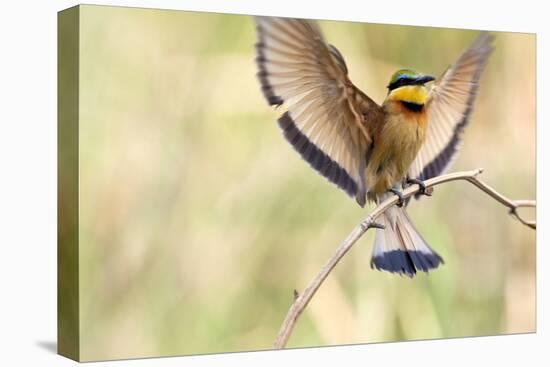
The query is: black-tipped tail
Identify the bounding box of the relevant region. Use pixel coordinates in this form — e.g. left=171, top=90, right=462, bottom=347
left=370, top=250, right=443, bottom=278
left=370, top=203, right=444, bottom=277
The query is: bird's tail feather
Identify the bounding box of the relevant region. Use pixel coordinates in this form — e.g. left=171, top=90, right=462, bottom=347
left=371, top=194, right=443, bottom=277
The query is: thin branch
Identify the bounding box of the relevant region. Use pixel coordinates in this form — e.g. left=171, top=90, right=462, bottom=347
left=273, top=168, right=536, bottom=349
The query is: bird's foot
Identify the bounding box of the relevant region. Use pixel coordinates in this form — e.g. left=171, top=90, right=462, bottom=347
left=407, top=178, right=432, bottom=196
left=389, top=188, right=405, bottom=207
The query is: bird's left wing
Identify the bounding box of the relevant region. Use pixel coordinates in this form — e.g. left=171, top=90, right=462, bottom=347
left=408, top=32, right=494, bottom=182
left=255, top=17, right=383, bottom=207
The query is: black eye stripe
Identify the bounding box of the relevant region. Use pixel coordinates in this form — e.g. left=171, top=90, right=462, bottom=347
left=388, top=78, right=412, bottom=90
left=388, top=77, right=423, bottom=90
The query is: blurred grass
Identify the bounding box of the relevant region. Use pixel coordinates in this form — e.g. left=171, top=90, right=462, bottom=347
left=76, top=5, right=535, bottom=361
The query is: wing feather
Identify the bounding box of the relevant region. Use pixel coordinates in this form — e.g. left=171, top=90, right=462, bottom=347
left=255, top=16, right=383, bottom=206
left=408, top=33, right=494, bottom=182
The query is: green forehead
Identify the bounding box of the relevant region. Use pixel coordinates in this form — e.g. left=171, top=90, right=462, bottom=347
left=389, top=69, right=420, bottom=84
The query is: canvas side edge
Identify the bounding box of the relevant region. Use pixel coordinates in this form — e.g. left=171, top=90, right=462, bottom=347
left=57, top=5, right=80, bottom=362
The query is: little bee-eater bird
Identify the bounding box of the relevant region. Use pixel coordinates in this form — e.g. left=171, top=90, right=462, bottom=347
left=254, top=17, right=493, bottom=277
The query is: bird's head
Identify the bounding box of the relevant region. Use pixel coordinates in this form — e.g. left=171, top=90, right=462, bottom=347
left=386, top=69, right=435, bottom=106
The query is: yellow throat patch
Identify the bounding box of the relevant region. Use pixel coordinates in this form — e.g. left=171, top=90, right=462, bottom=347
left=388, top=85, right=428, bottom=105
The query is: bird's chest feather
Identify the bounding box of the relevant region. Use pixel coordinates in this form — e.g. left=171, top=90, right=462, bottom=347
left=382, top=106, right=427, bottom=159
left=366, top=102, right=427, bottom=194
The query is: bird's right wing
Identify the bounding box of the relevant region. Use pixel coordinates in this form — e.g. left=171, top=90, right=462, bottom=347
left=255, top=17, right=384, bottom=206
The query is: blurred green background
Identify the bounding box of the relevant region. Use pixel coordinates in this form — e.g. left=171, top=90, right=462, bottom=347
left=76, top=5, right=535, bottom=361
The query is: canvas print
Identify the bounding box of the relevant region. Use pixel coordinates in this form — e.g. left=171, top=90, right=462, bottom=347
left=58, top=5, right=536, bottom=362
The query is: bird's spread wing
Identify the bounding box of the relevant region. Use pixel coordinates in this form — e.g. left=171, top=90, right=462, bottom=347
left=408, top=32, right=494, bottom=183
left=255, top=17, right=383, bottom=206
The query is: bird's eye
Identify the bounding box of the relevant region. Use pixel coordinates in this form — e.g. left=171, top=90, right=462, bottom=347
left=395, top=75, right=412, bottom=84
left=388, top=75, right=415, bottom=90
left=396, top=77, right=411, bottom=85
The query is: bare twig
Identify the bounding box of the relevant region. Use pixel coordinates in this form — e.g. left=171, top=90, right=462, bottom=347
left=273, top=168, right=535, bottom=349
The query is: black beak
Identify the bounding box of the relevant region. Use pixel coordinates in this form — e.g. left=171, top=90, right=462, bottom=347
left=414, top=75, right=435, bottom=84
